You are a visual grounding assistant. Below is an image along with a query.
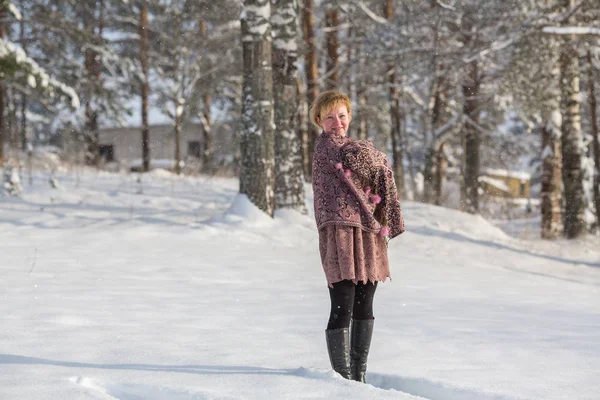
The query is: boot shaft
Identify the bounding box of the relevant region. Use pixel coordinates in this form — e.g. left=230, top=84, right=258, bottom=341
left=350, top=318, right=374, bottom=383
left=325, top=327, right=351, bottom=379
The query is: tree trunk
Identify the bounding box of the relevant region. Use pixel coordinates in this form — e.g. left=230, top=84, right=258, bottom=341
left=559, top=0, right=585, bottom=238
left=325, top=5, right=338, bottom=89
left=356, top=43, right=368, bottom=140
left=302, top=0, right=318, bottom=180
left=541, top=109, right=563, bottom=239
left=19, top=6, right=27, bottom=151
left=0, top=7, right=6, bottom=165
left=539, top=32, right=563, bottom=239
left=201, top=93, right=214, bottom=173
left=462, top=58, right=480, bottom=214
left=587, top=50, right=600, bottom=231
left=140, top=0, right=151, bottom=172
left=197, top=19, right=214, bottom=174
left=460, top=8, right=480, bottom=214
left=84, top=0, right=103, bottom=167
left=423, top=72, right=445, bottom=204
left=296, top=75, right=309, bottom=178
left=404, top=124, right=419, bottom=200
left=357, top=91, right=368, bottom=140
left=240, top=0, right=276, bottom=216
left=272, top=0, right=306, bottom=213
left=384, top=0, right=405, bottom=199
left=174, top=111, right=182, bottom=175
left=434, top=143, right=446, bottom=206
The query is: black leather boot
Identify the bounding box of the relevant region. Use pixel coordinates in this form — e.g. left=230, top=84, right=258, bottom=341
left=325, top=328, right=351, bottom=379
left=350, top=318, right=374, bottom=383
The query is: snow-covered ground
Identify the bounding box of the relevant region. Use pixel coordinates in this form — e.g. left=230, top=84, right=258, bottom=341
left=1, top=168, right=599, bottom=400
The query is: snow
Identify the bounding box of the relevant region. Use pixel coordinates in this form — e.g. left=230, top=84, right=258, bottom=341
left=1, top=165, right=600, bottom=400
left=0, top=38, right=80, bottom=109
left=542, top=26, right=600, bottom=36
left=479, top=176, right=510, bottom=192
left=8, top=2, right=22, bottom=21
left=483, top=168, right=531, bottom=181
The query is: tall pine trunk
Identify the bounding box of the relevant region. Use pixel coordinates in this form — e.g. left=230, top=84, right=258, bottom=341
left=434, top=143, right=446, bottom=206
left=84, top=0, right=104, bottom=167
left=201, top=93, right=214, bottom=173
left=296, top=75, right=309, bottom=177
left=199, top=20, right=214, bottom=174
left=587, top=50, right=600, bottom=231
left=19, top=5, right=27, bottom=151
left=325, top=5, right=338, bottom=89
left=541, top=108, right=563, bottom=239
left=460, top=8, right=480, bottom=214
left=558, top=0, right=585, bottom=238
left=240, top=0, right=276, bottom=216
left=0, top=6, right=7, bottom=165
left=174, top=111, right=182, bottom=175
left=272, top=0, right=306, bottom=213
left=462, top=59, right=480, bottom=214
left=302, top=0, right=318, bottom=180
left=140, top=0, right=151, bottom=172
left=423, top=74, right=446, bottom=204
left=384, top=0, right=405, bottom=199
left=356, top=42, right=368, bottom=140
left=539, top=35, right=563, bottom=239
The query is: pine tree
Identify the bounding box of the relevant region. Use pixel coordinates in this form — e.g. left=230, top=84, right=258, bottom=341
left=272, top=0, right=306, bottom=213
left=240, top=0, right=276, bottom=215
left=558, top=0, right=586, bottom=238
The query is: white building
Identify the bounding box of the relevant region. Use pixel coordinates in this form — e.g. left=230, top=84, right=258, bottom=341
left=97, top=123, right=204, bottom=169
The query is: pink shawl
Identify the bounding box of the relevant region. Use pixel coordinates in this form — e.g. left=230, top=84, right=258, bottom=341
left=312, top=132, right=405, bottom=239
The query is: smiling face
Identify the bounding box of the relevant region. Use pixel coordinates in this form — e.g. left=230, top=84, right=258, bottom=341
left=317, top=104, right=352, bottom=137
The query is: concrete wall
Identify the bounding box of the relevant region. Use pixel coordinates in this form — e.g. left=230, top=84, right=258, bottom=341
left=98, top=123, right=204, bottom=163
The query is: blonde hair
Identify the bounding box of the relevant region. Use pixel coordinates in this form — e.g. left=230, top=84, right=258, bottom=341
left=309, top=91, right=352, bottom=130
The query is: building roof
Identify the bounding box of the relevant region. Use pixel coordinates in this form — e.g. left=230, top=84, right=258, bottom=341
left=482, top=168, right=530, bottom=181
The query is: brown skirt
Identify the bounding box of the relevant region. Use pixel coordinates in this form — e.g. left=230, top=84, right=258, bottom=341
left=318, top=224, right=391, bottom=288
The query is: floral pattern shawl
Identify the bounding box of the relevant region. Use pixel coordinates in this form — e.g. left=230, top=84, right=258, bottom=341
left=312, top=132, right=405, bottom=239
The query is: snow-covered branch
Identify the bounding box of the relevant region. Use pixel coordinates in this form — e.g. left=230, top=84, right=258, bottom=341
left=0, top=38, right=80, bottom=108
left=434, top=114, right=462, bottom=144
left=351, top=0, right=388, bottom=25
left=542, top=26, right=600, bottom=36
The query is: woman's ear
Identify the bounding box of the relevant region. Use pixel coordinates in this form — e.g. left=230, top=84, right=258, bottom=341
left=315, top=116, right=321, bottom=127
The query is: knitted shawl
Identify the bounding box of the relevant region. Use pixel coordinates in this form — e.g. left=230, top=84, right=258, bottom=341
left=312, top=132, right=405, bottom=239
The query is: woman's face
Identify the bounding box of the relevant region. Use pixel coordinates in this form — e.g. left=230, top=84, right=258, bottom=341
left=318, top=104, right=352, bottom=137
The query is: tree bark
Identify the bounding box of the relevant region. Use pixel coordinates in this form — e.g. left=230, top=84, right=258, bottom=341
left=423, top=75, right=446, bottom=204
left=0, top=7, right=6, bottom=165
left=272, top=0, right=306, bottom=213
left=461, top=9, right=480, bottom=214
left=174, top=111, right=182, bottom=175
left=201, top=93, right=214, bottom=173
left=559, top=0, right=585, bottom=238
left=240, top=0, right=276, bottom=216
left=19, top=5, right=27, bottom=151
left=296, top=75, right=309, bottom=177
left=586, top=50, right=600, bottom=231
left=384, top=0, right=405, bottom=199
left=434, top=143, right=446, bottom=206
left=140, top=0, right=151, bottom=172
left=541, top=109, right=563, bottom=239
left=199, top=20, right=214, bottom=174
left=462, top=59, right=480, bottom=214
left=356, top=42, right=368, bottom=140
left=84, top=0, right=103, bottom=166
left=302, top=0, right=318, bottom=180
left=325, top=5, right=338, bottom=89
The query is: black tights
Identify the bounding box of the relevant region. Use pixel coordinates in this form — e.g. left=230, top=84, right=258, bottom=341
left=327, top=280, right=377, bottom=330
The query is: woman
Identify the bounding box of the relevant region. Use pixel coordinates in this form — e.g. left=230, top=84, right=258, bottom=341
left=311, top=91, right=405, bottom=383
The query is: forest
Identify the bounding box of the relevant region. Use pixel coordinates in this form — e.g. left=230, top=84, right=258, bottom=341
left=1, top=0, right=599, bottom=239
